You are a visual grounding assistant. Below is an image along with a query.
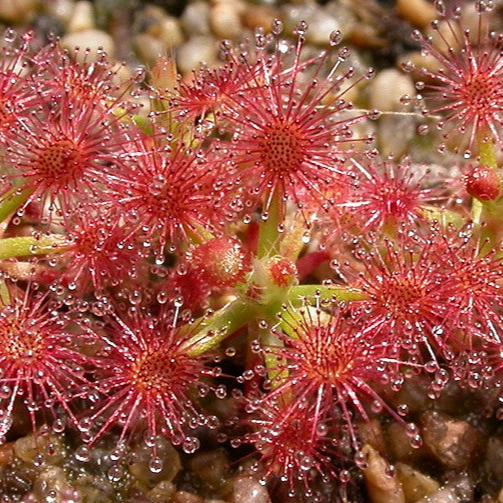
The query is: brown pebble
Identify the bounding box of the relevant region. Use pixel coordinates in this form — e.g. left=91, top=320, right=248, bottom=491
left=396, top=463, right=439, bottom=503
left=396, top=0, right=436, bottom=28
left=231, top=476, right=271, bottom=503
left=242, top=5, right=277, bottom=32
left=172, top=491, right=204, bottom=503
left=387, top=423, right=425, bottom=462
left=189, top=449, right=230, bottom=489
left=362, top=444, right=405, bottom=503
left=0, top=443, right=13, bottom=466
left=147, top=480, right=176, bottom=502
left=485, top=436, right=503, bottom=482
left=421, top=411, right=480, bottom=469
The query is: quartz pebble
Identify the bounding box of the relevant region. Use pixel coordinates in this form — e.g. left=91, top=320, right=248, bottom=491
left=231, top=476, right=272, bottom=503
left=362, top=445, right=405, bottom=503
left=396, top=0, right=436, bottom=28
left=177, top=36, right=218, bottom=75
left=134, top=33, right=165, bottom=66
left=147, top=480, right=176, bottom=502
left=210, top=0, right=243, bottom=39
left=369, top=69, right=415, bottom=112
left=33, top=466, right=72, bottom=501
left=379, top=115, right=415, bottom=157
left=305, top=8, right=340, bottom=45
left=421, top=411, right=480, bottom=469
left=67, top=0, right=95, bottom=33
left=189, top=449, right=230, bottom=489
left=484, top=436, right=503, bottom=483
left=61, top=29, right=115, bottom=62
left=44, top=0, right=75, bottom=25
left=0, top=0, right=38, bottom=24
left=181, top=1, right=211, bottom=36
left=128, top=440, right=181, bottom=484
left=242, top=5, right=277, bottom=31
left=416, top=476, right=473, bottom=503
left=396, top=463, right=439, bottom=503
left=172, top=491, right=204, bottom=503
left=387, top=423, right=426, bottom=462
left=157, top=17, right=185, bottom=48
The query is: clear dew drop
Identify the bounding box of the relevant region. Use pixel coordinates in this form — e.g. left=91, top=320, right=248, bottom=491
left=52, top=418, right=65, bottom=434
left=434, top=0, right=446, bottom=15
left=0, top=385, right=11, bottom=399
left=149, top=456, right=164, bottom=474
left=329, top=30, right=342, bottom=46
left=182, top=436, right=200, bottom=454
left=75, top=445, right=91, bottom=462
left=476, top=0, right=494, bottom=12
left=0, top=413, right=12, bottom=438
left=271, top=19, right=283, bottom=35
left=416, top=124, right=429, bottom=136
left=4, top=29, right=16, bottom=43
left=107, top=465, right=125, bottom=483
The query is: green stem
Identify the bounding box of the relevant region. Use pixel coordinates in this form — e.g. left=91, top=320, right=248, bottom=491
left=471, top=134, right=498, bottom=224
left=0, top=235, right=69, bottom=260
left=185, top=298, right=258, bottom=357
left=479, top=138, right=498, bottom=169
left=420, top=205, right=464, bottom=228
left=257, top=189, right=283, bottom=258
left=287, top=284, right=367, bottom=304
left=0, top=187, right=33, bottom=223
left=0, top=280, right=10, bottom=306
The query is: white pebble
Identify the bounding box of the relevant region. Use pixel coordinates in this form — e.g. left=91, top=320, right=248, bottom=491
left=369, top=69, right=415, bottom=112
left=210, top=0, right=243, bottom=39
left=176, top=36, right=217, bottom=75
left=67, top=0, right=95, bottom=32
left=133, top=33, right=165, bottom=66
left=181, top=1, right=211, bottom=36
left=44, top=0, right=75, bottom=25
left=231, top=477, right=272, bottom=503
left=0, top=0, right=38, bottom=24
left=61, top=29, right=115, bottom=62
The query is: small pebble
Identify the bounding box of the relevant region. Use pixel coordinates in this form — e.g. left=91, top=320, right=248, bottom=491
left=324, top=1, right=357, bottom=38
left=44, top=0, right=75, bottom=26
left=172, top=491, right=204, bottom=503
left=484, top=436, right=503, bottom=482
left=147, top=480, right=176, bottom=502
left=396, top=463, right=439, bottom=503
left=128, top=440, right=181, bottom=484
left=33, top=466, right=70, bottom=501
left=362, top=445, right=405, bottom=503
left=189, top=449, right=230, bottom=489
left=379, top=115, right=415, bottom=157
left=421, top=411, right=480, bottom=470
left=231, top=476, right=272, bottom=503
left=368, top=69, right=415, bottom=112
left=61, top=29, right=115, bottom=62
left=176, top=36, right=217, bottom=75
left=305, top=8, right=341, bottom=45
left=0, top=0, right=38, bottom=24
left=210, top=0, right=243, bottom=39
left=181, top=1, right=211, bottom=36
left=67, top=0, right=95, bottom=33
left=396, top=0, right=436, bottom=28
left=280, top=3, right=316, bottom=33
left=416, top=475, right=473, bottom=503
left=242, top=5, right=277, bottom=31
left=157, top=16, right=185, bottom=48
left=133, top=33, right=165, bottom=66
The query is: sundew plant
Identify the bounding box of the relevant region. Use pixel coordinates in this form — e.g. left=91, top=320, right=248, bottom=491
left=0, top=1, right=501, bottom=500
